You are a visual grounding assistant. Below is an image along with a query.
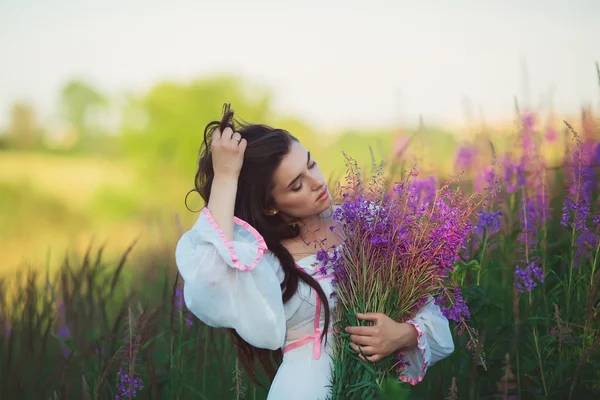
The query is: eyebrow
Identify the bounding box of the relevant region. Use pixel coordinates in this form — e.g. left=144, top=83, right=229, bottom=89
left=286, top=151, right=311, bottom=189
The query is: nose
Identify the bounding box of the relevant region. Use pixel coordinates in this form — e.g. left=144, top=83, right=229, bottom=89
left=310, top=177, right=326, bottom=191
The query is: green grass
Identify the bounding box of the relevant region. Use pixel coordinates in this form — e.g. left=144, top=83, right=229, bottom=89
left=1, top=113, right=599, bottom=399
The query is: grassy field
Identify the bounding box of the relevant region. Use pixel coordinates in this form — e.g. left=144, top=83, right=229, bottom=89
left=0, top=150, right=194, bottom=277
left=1, top=107, right=599, bottom=399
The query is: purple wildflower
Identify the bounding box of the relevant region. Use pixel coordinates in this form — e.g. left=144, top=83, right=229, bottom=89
left=329, top=247, right=346, bottom=288
left=435, top=287, right=471, bottom=323
left=515, top=160, right=527, bottom=187
left=574, top=231, right=598, bottom=265
left=394, top=353, right=412, bottom=372
left=593, top=142, right=600, bottom=166
left=425, top=198, right=473, bottom=274
left=502, top=155, right=526, bottom=194
left=522, top=112, right=535, bottom=131
left=562, top=144, right=596, bottom=264
left=474, top=165, right=497, bottom=193
left=329, top=155, right=485, bottom=394
left=562, top=148, right=592, bottom=228
left=57, top=325, right=71, bottom=339
left=562, top=193, right=591, bottom=232
left=521, top=112, right=536, bottom=157
left=520, top=196, right=543, bottom=247
left=116, top=367, right=144, bottom=399
left=174, top=288, right=193, bottom=327
left=317, top=264, right=328, bottom=276
left=514, top=262, right=544, bottom=293
left=455, top=145, right=475, bottom=170
left=316, top=249, right=329, bottom=264
left=56, top=299, right=72, bottom=358
left=474, top=210, right=502, bottom=238
left=409, top=176, right=437, bottom=207
left=545, top=126, right=558, bottom=142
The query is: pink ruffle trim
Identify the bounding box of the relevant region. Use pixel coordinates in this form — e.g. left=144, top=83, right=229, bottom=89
left=201, top=207, right=268, bottom=271
left=399, top=321, right=428, bottom=385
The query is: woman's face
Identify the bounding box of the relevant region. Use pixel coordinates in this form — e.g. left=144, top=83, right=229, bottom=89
left=270, top=141, right=332, bottom=220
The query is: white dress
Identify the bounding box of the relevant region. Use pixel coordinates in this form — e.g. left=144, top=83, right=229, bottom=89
left=175, top=207, right=455, bottom=400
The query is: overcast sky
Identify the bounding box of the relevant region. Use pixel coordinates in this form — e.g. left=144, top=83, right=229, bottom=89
left=1, top=0, right=598, bottom=130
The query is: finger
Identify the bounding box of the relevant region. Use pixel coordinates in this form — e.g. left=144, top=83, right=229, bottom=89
left=222, top=127, right=234, bottom=141
left=238, top=138, right=247, bottom=152
left=212, top=128, right=223, bottom=142
left=231, top=132, right=242, bottom=144
left=366, top=354, right=382, bottom=363
left=349, top=334, right=374, bottom=346
left=356, top=312, right=382, bottom=323
left=351, top=343, right=368, bottom=360
left=345, top=326, right=375, bottom=336
left=350, top=342, right=377, bottom=355
left=359, top=354, right=380, bottom=363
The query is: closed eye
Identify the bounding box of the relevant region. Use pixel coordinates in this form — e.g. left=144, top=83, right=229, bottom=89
left=291, top=162, right=316, bottom=192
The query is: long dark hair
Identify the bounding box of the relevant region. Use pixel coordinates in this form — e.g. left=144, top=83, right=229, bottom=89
left=188, top=104, right=331, bottom=385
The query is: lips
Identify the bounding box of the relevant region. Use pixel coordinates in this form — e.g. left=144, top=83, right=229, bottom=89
left=317, top=187, right=329, bottom=201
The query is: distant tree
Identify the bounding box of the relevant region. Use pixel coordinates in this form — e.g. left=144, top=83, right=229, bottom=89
left=60, top=79, right=107, bottom=141
left=6, top=102, right=40, bottom=149
left=120, top=75, right=276, bottom=174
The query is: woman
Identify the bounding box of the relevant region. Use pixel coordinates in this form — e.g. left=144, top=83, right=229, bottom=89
left=175, top=106, right=454, bottom=399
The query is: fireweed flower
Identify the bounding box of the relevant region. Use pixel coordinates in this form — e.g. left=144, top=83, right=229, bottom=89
left=502, top=155, right=527, bottom=194
left=562, top=143, right=596, bottom=264
left=55, top=299, right=72, bottom=358
left=327, top=159, right=485, bottom=396
left=455, top=145, right=475, bottom=170
left=474, top=210, right=502, bottom=239
left=545, top=126, right=558, bottom=142
left=116, top=367, right=144, bottom=400
left=332, top=167, right=478, bottom=325
left=514, top=262, right=544, bottom=293
left=522, top=123, right=534, bottom=157
left=174, top=288, right=193, bottom=327
left=522, top=112, right=535, bottom=131
left=520, top=196, right=543, bottom=248
left=410, top=176, right=437, bottom=207
left=503, top=113, right=544, bottom=195
left=435, top=287, right=471, bottom=322
left=116, top=308, right=144, bottom=400
left=316, top=249, right=333, bottom=275
left=515, top=160, right=527, bottom=187
left=593, top=142, right=600, bottom=166
left=474, top=165, right=497, bottom=194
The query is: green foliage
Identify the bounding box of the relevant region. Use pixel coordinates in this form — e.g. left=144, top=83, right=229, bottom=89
left=0, top=244, right=271, bottom=400
left=0, top=181, right=84, bottom=236
left=2, top=72, right=600, bottom=399
left=88, top=185, right=142, bottom=221
left=4, top=102, right=43, bottom=150
left=120, top=76, right=273, bottom=175
left=60, top=80, right=107, bottom=140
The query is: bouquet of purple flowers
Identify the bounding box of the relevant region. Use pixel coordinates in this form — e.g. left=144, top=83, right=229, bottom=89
left=322, top=156, right=486, bottom=399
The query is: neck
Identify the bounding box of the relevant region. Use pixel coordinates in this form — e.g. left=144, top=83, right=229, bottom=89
left=298, top=209, right=334, bottom=240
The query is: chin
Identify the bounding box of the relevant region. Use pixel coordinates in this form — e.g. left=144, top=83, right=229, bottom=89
left=316, top=197, right=333, bottom=213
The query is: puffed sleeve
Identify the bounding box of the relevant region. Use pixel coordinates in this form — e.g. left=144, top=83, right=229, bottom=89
left=175, top=207, right=286, bottom=350
left=399, top=299, right=455, bottom=384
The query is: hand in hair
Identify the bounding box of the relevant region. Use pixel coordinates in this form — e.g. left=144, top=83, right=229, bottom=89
left=211, top=126, right=247, bottom=179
